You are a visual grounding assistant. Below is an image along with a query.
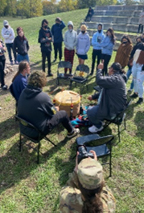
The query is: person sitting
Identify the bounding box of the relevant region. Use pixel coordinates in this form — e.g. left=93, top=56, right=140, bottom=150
left=85, top=7, right=94, bottom=22
left=18, top=71, right=80, bottom=139
left=11, top=61, right=30, bottom=102
left=59, top=151, right=116, bottom=212
left=87, top=62, right=127, bottom=133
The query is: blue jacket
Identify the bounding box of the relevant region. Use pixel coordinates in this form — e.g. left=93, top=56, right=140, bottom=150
left=100, top=36, right=114, bottom=56
left=92, top=31, right=105, bottom=50
left=13, top=74, right=28, bottom=101
left=51, top=21, right=65, bottom=43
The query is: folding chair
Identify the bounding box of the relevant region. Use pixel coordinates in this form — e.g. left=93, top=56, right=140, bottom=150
left=57, top=61, right=72, bottom=85
left=16, top=115, right=56, bottom=164
left=70, top=64, right=90, bottom=91
left=76, top=134, right=114, bottom=177
left=103, top=100, right=132, bottom=144
left=9, top=83, right=18, bottom=118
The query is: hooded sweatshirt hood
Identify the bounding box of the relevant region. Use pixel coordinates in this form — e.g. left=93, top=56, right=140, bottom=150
left=67, top=21, right=73, bottom=28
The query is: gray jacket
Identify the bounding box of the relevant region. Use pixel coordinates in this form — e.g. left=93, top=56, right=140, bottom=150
left=92, top=70, right=127, bottom=120
left=64, top=21, right=77, bottom=50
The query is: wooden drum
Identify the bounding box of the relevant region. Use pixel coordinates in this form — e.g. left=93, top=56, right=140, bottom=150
left=54, top=90, right=81, bottom=117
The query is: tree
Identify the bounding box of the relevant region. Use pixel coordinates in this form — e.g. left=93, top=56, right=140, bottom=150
left=4, top=0, right=17, bottom=16
left=42, top=0, right=57, bottom=15
left=0, top=0, right=7, bottom=16
left=77, top=0, right=96, bottom=9
left=58, top=0, right=78, bottom=12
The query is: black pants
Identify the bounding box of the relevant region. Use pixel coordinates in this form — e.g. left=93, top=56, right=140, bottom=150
left=0, top=55, right=6, bottom=87
left=85, top=14, right=93, bottom=21
left=91, top=49, right=102, bottom=74
left=45, top=110, right=73, bottom=135
left=54, top=42, right=62, bottom=60
left=101, top=54, right=111, bottom=75
left=138, top=24, right=143, bottom=33
left=6, top=43, right=17, bottom=62
left=42, top=51, right=51, bottom=74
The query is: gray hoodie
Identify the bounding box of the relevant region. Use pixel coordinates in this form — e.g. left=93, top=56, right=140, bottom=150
left=64, top=21, right=77, bottom=50
left=76, top=32, right=90, bottom=55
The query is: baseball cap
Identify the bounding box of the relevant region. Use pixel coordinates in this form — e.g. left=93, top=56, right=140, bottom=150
left=77, top=158, right=103, bottom=190
left=3, top=20, right=9, bottom=26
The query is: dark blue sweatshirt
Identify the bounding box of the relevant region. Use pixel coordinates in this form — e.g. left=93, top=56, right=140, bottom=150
left=51, top=21, right=65, bottom=43
left=13, top=74, right=27, bottom=101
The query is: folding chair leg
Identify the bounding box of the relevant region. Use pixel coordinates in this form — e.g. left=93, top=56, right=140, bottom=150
left=37, top=142, right=41, bottom=164
left=45, top=136, right=57, bottom=147
left=70, top=81, right=72, bottom=89
left=124, top=118, right=126, bottom=130
left=118, top=125, right=121, bottom=144
left=19, top=133, right=22, bottom=152
left=109, top=152, right=112, bottom=177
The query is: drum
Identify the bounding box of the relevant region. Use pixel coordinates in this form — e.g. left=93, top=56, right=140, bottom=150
left=54, top=90, right=81, bottom=117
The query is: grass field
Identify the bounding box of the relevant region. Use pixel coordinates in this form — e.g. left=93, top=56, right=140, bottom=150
left=0, top=10, right=144, bottom=213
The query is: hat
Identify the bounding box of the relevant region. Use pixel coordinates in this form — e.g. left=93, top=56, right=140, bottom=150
left=77, top=158, right=103, bottom=190
left=3, top=20, right=9, bottom=26
left=81, top=25, right=87, bottom=31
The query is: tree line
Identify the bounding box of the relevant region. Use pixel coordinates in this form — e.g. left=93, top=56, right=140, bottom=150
left=0, top=0, right=142, bottom=18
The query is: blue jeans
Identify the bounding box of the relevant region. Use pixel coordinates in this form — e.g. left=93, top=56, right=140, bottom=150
left=17, top=54, right=29, bottom=63
left=87, top=105, right=102, bottom=128
left=126, top=67, right=134, bottom=90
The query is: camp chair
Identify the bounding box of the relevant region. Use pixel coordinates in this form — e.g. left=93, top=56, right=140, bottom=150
left=103, top=100, right=132, bottom=144
left=9, top=83, right=18, bottom=118
left=16, top=115, right=56, bottom=164
left=76, top=134, right=114, bottom=177
left=57, top=61, right=72, bottom=85
left=69, top=64, right=90, bottom=91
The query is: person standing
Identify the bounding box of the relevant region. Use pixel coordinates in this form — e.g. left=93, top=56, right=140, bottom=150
left=0, top=38, right=7, bottom=90
left=90, top=24, right=105, bottom=75
left=115, top=35, right=133, bottom=69
left=51, top=17, right=65, bottom=63
left=13, top=27, right=29, bottom=63
left=64, top=21, right=77, bottom=74
left=100, top=28, right=115, bottom=75
left=138, top=10, right=144, bottom=34
left=1, top=20, right=17, bottom=65
left=38, top=19, right=53, bottom=77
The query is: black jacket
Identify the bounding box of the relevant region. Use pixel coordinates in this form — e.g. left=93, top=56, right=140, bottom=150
left=13, top=36, right=29, bottom=56
left=92, top=70, right=127, bottom=120
left=18, top=85, right=56, bottom=138
left=38, top=27, right=52, bottom=52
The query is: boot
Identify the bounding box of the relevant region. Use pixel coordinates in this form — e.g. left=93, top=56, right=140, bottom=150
left=136, top=98, right=143, bottom=104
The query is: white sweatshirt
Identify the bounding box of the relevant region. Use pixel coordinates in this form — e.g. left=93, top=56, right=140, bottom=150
left=1, top=26, right=15, bottom=44
left=64, top=21, right=77, bottom=50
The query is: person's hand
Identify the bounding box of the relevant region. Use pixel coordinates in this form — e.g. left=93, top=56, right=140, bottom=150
left=55, top=106, right=59, bottom=111
left=98, top=63, right=104, bottom=70
left=74, top=151, right=79, bottom=173
left=88, top=96, right=92, bottom=101
left=89, top=150, right=97, bottom=160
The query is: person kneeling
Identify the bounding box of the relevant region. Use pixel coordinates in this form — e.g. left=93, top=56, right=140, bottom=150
left=59, top=151, right=116, bottom=212
left=87, top=63, right=127, bottom=133
left=18, top=71, right=79, bottom=139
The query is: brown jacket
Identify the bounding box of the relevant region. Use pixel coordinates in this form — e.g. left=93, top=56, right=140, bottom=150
left=115, top=43, right=133, bottom=68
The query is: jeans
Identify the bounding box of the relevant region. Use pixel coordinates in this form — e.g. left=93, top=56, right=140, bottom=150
left=138, top=24, right=143, bottom=33
left=91, top=49, right=102, bottom=74
left=53, top=42, right=62, bottom=60
left=101, top=54, right=111, bottom=75
left=126, top=67, right=134, bottom=90
left=132, top=62, right=143, bottom=97
left=17, top=54, right=29, bottom=63
left=45, top=110, right=73, bottom=135
left=87, top=105, right=102, bottom=128
left=6, top=43, right=17, bottom=62
left=0, top=56, right=6, bottom=87
left=42, top=51, right=51, bottom=74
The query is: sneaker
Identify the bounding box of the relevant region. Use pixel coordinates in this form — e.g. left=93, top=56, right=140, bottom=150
left=136, top=98, right=143, bottom=104
left=130, top=93, right=138, bottom=98
left=47, top=73, right=53, bottom=77
left=2, top=85, right=7, bottom=90
left=15, top=61, right=19, bottom=65
left=11, top=61, right=13, bottom=65
left=88, top=125, right=103, bottom=133
left=67, top=128, right=80, bottom=139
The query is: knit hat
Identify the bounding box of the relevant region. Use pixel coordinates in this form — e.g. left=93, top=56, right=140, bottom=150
left=77, top=158, right=103, bottom=190
left=3, top=20, right=9, bottom=26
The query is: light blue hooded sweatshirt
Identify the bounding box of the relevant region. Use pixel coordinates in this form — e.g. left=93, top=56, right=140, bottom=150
left=92, top=30, right=105, bottom=50
left=100, top=35, right=114, bottom=56
left=76, top=32, right=90, bottom=55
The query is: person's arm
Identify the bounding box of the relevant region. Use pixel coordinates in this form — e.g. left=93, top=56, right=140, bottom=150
left=60, top=21, right=65, bottom=30
left=13, top=38, right=17, bottom=53
left=76, top=35, right=79, bottom=52
left=43, top=94, right=57, bottom=117
left=92, top=33, right=98, bottom=46
left=27, top=40, right=30, bottom=51
left=64, top=31, right=68, bottom=47
left=85, top=35, right=90, bottom=53
left=130, top=45, right=137, bottom=59
left=10, top=28, right=15, bottom=40
left=1, top=28, right=10, bottom=39
left=73, top=32, right=77, bottom=48
left=51, top=25, right=54, bottom=36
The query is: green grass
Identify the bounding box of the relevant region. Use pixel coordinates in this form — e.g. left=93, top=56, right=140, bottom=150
left=0, top=10, right=144, bottom=213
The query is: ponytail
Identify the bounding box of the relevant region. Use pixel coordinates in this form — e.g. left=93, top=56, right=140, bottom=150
left=12, top=61, right=29, bottom=82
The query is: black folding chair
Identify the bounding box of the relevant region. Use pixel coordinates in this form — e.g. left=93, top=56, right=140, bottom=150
left=103, top=100, right=132, bottom=144
left=76, top=134, right=114, bottom=177
left=16, top=115, right=56, bottom=164
left=57, top=61, right=72, bottom=85
left=70, top=64, right=90, bottom=92
left=9, top=83, right=18, bottom=118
